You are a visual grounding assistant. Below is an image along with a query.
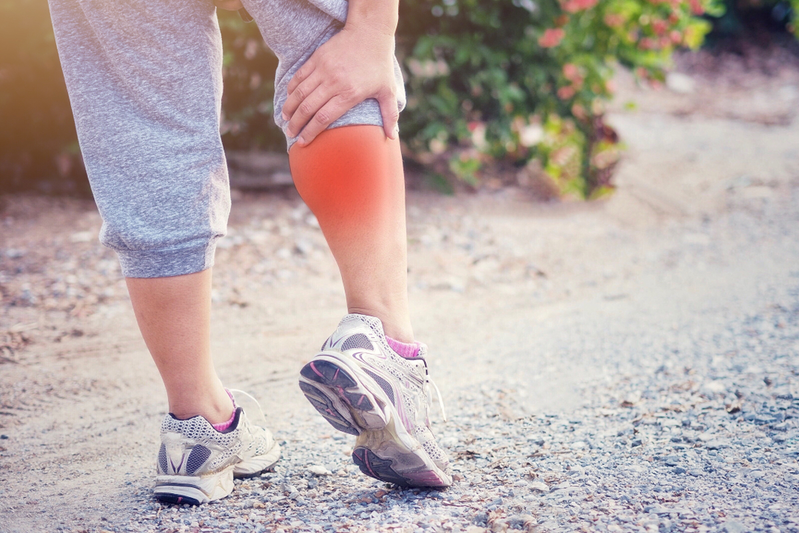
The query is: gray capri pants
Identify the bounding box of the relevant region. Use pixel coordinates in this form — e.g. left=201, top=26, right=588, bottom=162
left=48, top=0, right=406, bottom=278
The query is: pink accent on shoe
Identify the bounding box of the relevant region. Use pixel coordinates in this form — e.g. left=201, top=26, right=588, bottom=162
left=386, top=336, right=421, bottom=358
left=211, top=390, right=237, bottom=432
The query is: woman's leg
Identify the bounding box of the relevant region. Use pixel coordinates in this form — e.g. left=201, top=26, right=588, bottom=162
left=291, top=128, right=452, bottom=488
left=288, top=125, right=413, bottom=342
left=126, top=270, right=232, bottom=423
left=242, top=0, right=409, bottom=338
left=48, top=0, right=233, bottom=423
left=49, top=0, right=280, bottom=505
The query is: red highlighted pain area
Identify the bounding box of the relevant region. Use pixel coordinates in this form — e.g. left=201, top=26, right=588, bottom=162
left=289, top=125, right=405, bottom=239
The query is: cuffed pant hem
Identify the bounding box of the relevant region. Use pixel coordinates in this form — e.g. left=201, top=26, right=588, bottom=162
left=116, top=242, right=217, bottom=278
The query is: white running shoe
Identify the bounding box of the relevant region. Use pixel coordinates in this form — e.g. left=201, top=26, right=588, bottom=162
left=154, top=390, right=280, bottom=505
left=299, top=314, right=452, bottom=488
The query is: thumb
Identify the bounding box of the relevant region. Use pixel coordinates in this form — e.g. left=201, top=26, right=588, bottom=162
left=377, top=90, right=400, bottom=140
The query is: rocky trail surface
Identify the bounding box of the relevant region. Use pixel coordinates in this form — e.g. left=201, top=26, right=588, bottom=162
left=1, top=54, right=799, bottom=532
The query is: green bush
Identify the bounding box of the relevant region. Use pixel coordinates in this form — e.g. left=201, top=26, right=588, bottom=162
left=0, top=0, right=766, bottom=198
left=397, top=0, right=720, bottom=198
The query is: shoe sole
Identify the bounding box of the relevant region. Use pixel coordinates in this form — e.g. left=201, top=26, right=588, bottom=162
left=233, top=442, right=282, bottom=477
left=155, top=443, right=281, bottom=505
left=299, top=353, right=452, bottom=488
left=155, top=467, right=234, bottom=505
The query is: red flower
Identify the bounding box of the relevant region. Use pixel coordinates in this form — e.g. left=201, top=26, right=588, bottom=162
left=652, top=19, right=668, bottom=36
left=639, top=37, right=656, bottom=50
left=539, top=28, right=565, bottom=48
left=557, top=86, right=576, bottom=100
left=604, top=13, right=625, bottom=28
left=562, top=64, right=584, bottom=89
left=561, top=0, right=598, bottom=12
left=563, top=63, right=580, bottom=81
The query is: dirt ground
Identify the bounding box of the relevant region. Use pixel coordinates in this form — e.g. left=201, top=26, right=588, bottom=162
left=1, top=47, right=798, bottom=531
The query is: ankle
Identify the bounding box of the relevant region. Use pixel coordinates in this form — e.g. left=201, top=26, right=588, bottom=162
left=211, top=391, right=237, bottom=431
left=346, top=305, right=413, bottom=342
left=168, top=386, right=235, bottom=425
left=381, top=322, right=414, bottom=343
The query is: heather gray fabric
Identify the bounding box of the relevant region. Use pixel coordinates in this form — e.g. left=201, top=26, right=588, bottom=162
left=245, top=0, right=406, bottom=149
left=47, top=0, right=406, bottom=278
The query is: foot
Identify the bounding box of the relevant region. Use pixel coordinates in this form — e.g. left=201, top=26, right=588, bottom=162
left=299, top=314, right=452, bottom=488
left=154, top=390, right=281, bottom=505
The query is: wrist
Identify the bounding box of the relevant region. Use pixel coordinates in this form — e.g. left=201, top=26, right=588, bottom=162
left=344, top=0, right=398, bottom=37
left=341, top=23, right=397, bottom=47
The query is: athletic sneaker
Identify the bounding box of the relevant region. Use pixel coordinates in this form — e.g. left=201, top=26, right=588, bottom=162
left=154, top=390, right=281, bottom=505
left=299, top=314, right=452, bottom=488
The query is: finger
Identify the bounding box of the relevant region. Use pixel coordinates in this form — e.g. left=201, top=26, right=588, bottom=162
left=286, top=61, right=317, bottom=105
left=283, top=77, right=324, bottom=137
left=376, top=89, right=399, bottom=140
left=295, top=96, right=355, bottom=146
left=287, top=85, right=339, bottom=142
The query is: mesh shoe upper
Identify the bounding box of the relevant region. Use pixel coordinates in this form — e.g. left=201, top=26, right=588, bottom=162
left=158, top=405, right=275, bottom=477
left=322, top=314, right=450, bottom=474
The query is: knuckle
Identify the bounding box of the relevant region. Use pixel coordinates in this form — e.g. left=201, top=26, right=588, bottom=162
left=380, top=87, right=397, bottom=101
left=314, top=110, right=332, bottom=126
left=298, top=101, right=314, bottom=116
left=297, top=100, right=314, bottom=115
left=339, top=87, right=359, bottom=103
left=328, top=72, right=343, bottom=85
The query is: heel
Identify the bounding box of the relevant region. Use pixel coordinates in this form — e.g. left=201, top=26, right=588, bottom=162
left=299, top=355, right=389, bottom=434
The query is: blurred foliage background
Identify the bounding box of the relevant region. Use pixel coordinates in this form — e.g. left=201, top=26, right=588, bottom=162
left=0, top=0, right=797, bottom=197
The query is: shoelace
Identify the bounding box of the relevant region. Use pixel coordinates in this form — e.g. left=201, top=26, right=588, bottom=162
left=426, top=375, right=448, bottom=422
left=228, top=388, right=269, bottom=429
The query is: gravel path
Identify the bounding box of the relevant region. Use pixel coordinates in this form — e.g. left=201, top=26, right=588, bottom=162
left=2, top=66, right=799, bottom=532
left=97, top=185, right=799, bottom=533
left=2, top=179, right=797, bottom=532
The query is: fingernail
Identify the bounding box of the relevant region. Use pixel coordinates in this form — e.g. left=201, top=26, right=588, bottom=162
left=282, top=112, right=288, bottom=121
left=297, top=136, right=306, bottom=146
